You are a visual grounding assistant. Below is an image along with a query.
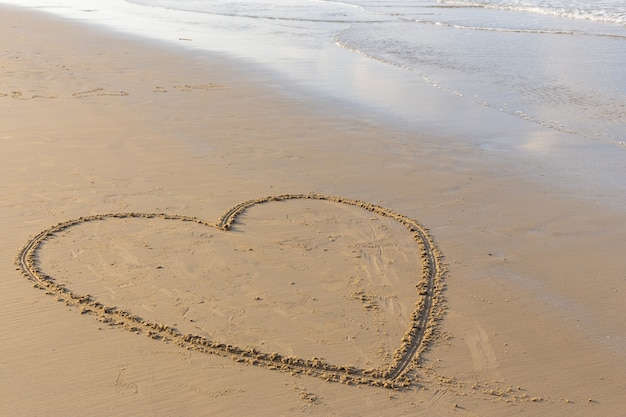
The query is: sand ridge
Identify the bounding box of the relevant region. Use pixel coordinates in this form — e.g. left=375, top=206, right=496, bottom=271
left=16, top=193, right=446, bottom=389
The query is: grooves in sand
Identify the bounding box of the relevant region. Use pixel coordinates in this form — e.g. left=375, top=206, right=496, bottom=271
left=16, top=193, right=446, bottom=388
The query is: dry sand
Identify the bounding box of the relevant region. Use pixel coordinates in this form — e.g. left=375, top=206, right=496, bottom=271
left=1, top=5, right=625, bottom=416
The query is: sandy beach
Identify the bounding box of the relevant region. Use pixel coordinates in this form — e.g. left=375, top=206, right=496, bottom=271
left=1, top=5, right=625, bottom=416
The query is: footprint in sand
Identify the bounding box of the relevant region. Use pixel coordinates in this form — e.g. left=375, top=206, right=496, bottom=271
left=72, top=88, right=129, bottom=98
left=152, top=84, right=228, bottom=93
left=172, top=83, right=228, bottom=92
left=10, top=91, right=58, bottom=100
left=465, top=324, right=498, bottom=372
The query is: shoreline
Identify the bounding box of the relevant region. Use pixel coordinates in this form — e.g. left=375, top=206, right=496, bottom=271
left=2, top=2, right=626, bottom=212
left=1, top=5, right=625, bottom=416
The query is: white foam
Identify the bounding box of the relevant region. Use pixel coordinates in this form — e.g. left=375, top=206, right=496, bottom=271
left=439, top=0, right=626, bottom=26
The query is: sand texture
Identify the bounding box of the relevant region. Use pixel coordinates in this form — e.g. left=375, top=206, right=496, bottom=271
left=1, top=6, right=625, bottom=417
left=16, top=194, right=445, bottom=388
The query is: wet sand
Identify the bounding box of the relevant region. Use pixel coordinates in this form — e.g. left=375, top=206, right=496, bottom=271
left=1, top=5, right=625, bottom=416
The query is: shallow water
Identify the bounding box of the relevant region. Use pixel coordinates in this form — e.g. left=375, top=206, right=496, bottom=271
left=116, top=0, right=626, bottom=145
left=2, top=0, right=625, bottom=207
left=6, top=0, right=625, bottom=144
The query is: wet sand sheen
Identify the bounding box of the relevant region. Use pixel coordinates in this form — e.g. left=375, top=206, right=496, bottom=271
left=1, top=5, right=625, bottom=417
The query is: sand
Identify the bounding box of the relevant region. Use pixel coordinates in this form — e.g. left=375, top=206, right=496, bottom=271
left=1, top=5, right=625, bottom=416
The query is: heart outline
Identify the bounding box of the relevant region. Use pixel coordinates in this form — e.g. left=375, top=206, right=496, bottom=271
left=16, top=194, right=445, bottom=388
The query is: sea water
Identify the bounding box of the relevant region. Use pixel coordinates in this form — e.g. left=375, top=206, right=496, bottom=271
left=124, top=0, right=626, bottom=144
left=2, top=0, right=626, bottom=204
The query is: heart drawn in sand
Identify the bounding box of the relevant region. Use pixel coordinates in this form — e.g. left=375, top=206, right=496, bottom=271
left=17, top=194, right=445, bottom=388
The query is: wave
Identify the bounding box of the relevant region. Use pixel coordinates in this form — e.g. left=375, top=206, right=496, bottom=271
left=438, top=0, right=626, bottom=26
left=335, top=19, right=626, bottom=144
left=334, top=35, right=578, bottom=136
left=124, top=0, right=382, bottom=24
left=407, top=18, right=626, bottom=39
